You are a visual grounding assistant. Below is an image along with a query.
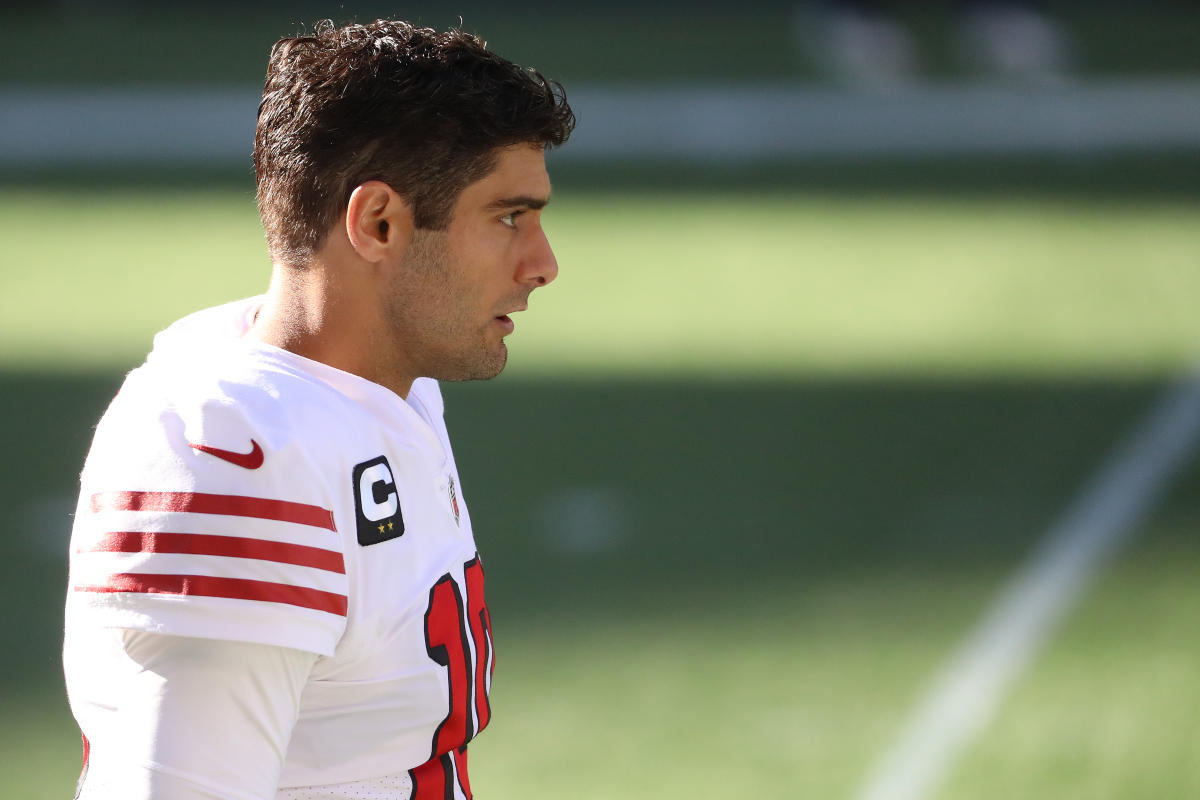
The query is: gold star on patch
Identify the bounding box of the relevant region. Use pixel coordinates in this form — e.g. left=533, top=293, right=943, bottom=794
left=378, top=523, right=385, bottom=534
left=387, top=520, right=394, bottom=530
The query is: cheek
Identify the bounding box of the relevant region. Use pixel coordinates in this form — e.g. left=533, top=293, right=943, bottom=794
left=446, top=228, right=516, bottom=306
left=466, top=252, right=514, bottom=297
left=442, top=252, right=494, bottom=319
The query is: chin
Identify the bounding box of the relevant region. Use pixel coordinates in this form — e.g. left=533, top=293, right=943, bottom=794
left=478, top=344, right=509, bottom=380
left=439, top=344, right=508, bottom=383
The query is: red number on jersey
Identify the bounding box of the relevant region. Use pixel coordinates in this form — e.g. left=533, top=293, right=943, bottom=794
left=463, top=557, right=492, bottom=732
left=411, top=556, right=492, bottom=800
left=410, top=749, right=469, bottom=800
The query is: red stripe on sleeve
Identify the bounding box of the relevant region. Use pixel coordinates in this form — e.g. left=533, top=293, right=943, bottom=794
left=90, top=491, right=336, bottom=531
left=81, top=531, right=345, bottom=574
left=75, top=573, right=348, bottom=616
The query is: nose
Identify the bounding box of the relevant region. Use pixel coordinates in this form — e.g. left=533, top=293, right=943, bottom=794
left=520, top=227, right=559, bottom=287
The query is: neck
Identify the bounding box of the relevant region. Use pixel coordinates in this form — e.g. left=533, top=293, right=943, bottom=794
left=246, top=262, right=415, bottom=399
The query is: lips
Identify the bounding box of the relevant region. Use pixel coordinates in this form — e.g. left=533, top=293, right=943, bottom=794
left=494, top=304, right=526, bottom=329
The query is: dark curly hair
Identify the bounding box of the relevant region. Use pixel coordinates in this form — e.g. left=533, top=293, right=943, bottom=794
left=254, top=19, right=575, bottom=267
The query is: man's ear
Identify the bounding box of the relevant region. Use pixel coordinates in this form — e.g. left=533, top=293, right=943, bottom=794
left=345, top=181, right=414, bottom=263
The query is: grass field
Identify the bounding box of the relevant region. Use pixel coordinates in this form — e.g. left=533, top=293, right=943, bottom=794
left=3, top=182, right=1199, bottom=375
left=2, top=171, right=1198, bottom=799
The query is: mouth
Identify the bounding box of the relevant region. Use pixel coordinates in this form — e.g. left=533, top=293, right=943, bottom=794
left=494, top=305, right=526, bottom=333
left=494, top=313, right=516, bottom=334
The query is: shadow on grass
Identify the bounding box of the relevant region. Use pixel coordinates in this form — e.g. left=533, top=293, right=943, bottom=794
left=1, top=368, right=1177, bottom=687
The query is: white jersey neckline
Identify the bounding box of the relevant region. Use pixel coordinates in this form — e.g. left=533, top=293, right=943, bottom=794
left=149, top=295, right=444, bottom=450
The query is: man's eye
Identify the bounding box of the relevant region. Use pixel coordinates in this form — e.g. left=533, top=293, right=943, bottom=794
left=499, top=212, right=520, bottom=229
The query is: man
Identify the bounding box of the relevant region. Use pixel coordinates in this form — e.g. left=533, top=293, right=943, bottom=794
left=63, top=19, right=574, bottom=799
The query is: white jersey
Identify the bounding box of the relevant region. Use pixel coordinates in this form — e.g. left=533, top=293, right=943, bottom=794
left=64, top=298, right=492, bottom=799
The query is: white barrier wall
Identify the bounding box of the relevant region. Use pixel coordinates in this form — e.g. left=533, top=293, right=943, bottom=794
left=3, top=79, right=1200, bottom=167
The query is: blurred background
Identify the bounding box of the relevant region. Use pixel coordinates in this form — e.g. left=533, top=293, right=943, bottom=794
left=2, top=1, right=1199, bottom=798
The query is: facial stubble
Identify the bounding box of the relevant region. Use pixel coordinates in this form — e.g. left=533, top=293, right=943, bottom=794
left=386, top=229, right=508, bottom=383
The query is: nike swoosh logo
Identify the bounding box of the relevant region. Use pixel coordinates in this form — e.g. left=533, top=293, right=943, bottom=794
left=189, top=439, right=265, bottom=470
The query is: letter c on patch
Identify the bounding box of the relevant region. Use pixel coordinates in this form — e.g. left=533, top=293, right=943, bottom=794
left=352, top=455, right=405, bottom=545
left=359, top=462, right=398, bottom=522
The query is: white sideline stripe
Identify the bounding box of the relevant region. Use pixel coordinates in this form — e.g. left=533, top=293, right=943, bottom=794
left=1, top=78, right=1200, bottom=166
left=855, top=362, right=1200, bottom=800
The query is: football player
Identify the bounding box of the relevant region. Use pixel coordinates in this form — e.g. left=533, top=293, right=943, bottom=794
left=63, top=19, right=574, bottom=800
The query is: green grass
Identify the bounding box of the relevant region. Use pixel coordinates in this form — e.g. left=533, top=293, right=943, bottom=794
left=0, top=187, right=266, bottom=371
left=473, top=573, right=995, bottom=798
left=539, top=192, right=1200, bottom=377
left=4, top=176, right=1200, bottom=798
left=1, top=186, right=1198, bottom=377
left=938, top=468, right=1200, bottom=800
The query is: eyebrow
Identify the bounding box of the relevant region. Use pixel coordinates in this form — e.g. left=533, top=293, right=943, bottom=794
left=485, top=195, right=551, bottom=212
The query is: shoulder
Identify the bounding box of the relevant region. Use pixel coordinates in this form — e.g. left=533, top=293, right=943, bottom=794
left=70, top=349, right=352, bottom=656
left=88, top=349, right=344, bottom=489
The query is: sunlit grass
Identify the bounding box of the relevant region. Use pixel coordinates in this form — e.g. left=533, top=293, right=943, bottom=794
left=1, top=188, right=1198, bottom=376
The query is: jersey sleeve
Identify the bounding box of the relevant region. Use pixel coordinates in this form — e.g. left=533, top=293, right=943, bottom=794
left=68, top=628, right=317, bottom=800
left=66, top=371, right=349, bottom=657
